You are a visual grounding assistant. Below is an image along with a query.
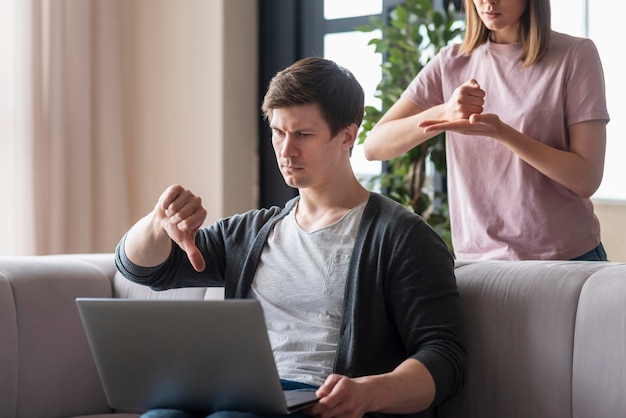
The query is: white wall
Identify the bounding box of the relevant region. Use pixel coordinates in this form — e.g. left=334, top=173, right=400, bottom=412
left=119, top=0, right=258, bottom=226
left=594, top=201, right=626, bottom=262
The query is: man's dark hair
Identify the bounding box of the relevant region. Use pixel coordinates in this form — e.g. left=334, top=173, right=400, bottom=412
left=262, top=57, right=364, bottom=137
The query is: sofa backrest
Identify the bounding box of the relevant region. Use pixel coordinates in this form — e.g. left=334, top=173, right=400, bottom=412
left=437, top=260, right=626, bottom=418
left=111, top=271, right=224, bottom=300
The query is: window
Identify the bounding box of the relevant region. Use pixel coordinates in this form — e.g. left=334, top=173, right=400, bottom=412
left=586, top=1, right=626, bottom=200
left=551, top=0, right=625, bottom=200
left=0, top=0, right=20, bottom=254
left=323, top=0, right=382, bottom=19
left=321, top=0, right=386, bottom=183
left=324, top=30, right=383, bottom=180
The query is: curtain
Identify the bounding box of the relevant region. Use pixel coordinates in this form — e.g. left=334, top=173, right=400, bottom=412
left=0, top=0, right=130, bottom=255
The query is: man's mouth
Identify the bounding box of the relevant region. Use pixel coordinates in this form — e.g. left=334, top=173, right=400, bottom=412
left=283, top=163, right=302, bottom=171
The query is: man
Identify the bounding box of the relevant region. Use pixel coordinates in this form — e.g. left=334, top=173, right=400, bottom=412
left=115, top=57, right=465, bottom=418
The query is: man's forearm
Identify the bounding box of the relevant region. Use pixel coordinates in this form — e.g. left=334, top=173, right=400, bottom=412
left=124, top=211, right=173, bottom=268
left=357, top=358, right=435, bottom=414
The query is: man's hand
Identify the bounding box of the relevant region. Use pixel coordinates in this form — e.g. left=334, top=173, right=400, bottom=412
left=305, top=374, right=368, bottom=418
left=304, top=360, right=435, bottom=418
left=154, top=184, right=207, bottom=272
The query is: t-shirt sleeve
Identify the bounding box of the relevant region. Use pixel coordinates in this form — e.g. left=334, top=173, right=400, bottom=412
left=564, top=38, right=610, bottom=126
left=401, top=45, right=451, bottom=110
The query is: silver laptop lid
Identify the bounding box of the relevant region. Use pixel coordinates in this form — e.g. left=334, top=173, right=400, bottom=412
left=76, top=298, right=317, bottom=414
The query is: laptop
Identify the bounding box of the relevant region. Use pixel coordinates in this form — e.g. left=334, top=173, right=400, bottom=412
left=76, top=298, right=319, bottom=414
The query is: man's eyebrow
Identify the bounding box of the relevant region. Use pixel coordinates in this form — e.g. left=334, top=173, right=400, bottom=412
left=269, top=125, right=316, bottom=133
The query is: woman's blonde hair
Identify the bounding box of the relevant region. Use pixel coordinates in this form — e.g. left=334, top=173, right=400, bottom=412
left=459, top=0, right=551, bottom=67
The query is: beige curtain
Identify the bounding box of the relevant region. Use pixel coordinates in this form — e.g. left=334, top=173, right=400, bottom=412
left=1, top=0, right=130, bottom=255
left=1, top=0, right=259, bottom=255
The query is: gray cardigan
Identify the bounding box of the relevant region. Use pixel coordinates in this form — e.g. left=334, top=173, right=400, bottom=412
left=115, top=193, right=465, bottom=416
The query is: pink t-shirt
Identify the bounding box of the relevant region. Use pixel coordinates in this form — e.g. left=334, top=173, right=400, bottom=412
left=402, top=31, right=610, bottom=260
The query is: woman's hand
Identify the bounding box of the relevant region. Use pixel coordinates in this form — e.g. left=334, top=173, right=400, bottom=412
left=420, top=112, right=504, bottom=137
left=443, top=79, right=485, bottom=121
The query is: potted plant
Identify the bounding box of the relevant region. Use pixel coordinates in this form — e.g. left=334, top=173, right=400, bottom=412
left=356, top=0, right=463, bottom=251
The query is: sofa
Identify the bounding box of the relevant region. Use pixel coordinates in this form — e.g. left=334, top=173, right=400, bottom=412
left=1, top=254, right=624, bottom=418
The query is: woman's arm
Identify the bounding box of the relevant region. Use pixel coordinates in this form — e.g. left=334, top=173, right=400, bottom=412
left=363, top=97, right=441, bottom=161
left=421, top=115, right=607, bottom=198
left=364, top=79, right=485, bottom=161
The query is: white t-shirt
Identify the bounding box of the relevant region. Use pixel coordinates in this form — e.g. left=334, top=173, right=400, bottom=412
left=403, top=31, right=610, bottom=260
left=251, top=200, right=366, bottom=386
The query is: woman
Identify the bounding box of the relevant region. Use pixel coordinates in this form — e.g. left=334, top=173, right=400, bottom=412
left=364, top=0, right=610, bottom=261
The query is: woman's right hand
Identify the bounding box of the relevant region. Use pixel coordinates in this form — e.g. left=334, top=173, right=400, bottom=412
left=443, top=79, right=485, bottom=121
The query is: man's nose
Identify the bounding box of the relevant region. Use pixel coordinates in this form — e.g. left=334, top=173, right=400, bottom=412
left=280, top=134, right=297, bottom=158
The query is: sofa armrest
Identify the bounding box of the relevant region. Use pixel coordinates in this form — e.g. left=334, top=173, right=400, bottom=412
left=0, top=256, right=114, bottom=417
left=0, top=271, right=18, bottom=417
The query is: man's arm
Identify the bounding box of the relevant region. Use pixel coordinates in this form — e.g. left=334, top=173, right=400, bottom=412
left=308, top=358, right=435, bottom=418
left=124, top=184, right=207, bottom=271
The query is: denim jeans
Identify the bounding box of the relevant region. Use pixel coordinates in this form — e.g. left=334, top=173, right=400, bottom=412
left=570, top=242, right=608, bottom=261
left=140, top=380, right=318, bottom=418
left=140, top=410, right=311, bottom=418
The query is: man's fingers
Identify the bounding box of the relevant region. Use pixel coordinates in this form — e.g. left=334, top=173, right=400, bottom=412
left=158, top=185, right=206, bottom=224
left=158, top=184, right=184, bottom=212
left=180, top=239, right=206, bottom=272
left=155, top=184, right=207, bottom=272
left=187, top=249, right=206, bottom=273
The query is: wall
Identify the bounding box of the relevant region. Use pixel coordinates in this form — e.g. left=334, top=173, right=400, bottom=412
left=118, top=0, right=258, bottom=226
left=594, top=200, right=626, bottom=262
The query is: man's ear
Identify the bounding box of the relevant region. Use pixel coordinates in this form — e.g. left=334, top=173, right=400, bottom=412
left=341, top=123, right=358, bottom=150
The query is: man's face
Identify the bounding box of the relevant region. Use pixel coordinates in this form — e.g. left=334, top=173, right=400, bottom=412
left=269, top=104, right=351, bottom=190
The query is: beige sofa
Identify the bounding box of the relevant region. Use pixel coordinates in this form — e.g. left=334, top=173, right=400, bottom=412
left=1, top=254, right=625, bottom=418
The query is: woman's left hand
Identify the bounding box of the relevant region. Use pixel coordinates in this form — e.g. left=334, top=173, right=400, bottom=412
left=419, top=113, right=504, bottom=138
